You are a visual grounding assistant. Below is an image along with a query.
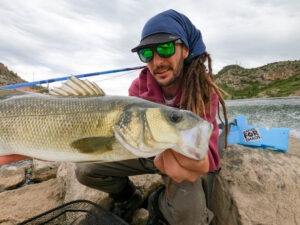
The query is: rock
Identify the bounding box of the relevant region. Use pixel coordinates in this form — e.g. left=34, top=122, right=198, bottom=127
left=57, top=162, right=111, bottom=209
left=0, top=164, right=31, bottom=191
left=30, top=160, right=60, bottom=182
left=0, top=221, right=14, bottom=225
left=132, top=208, right=149, bottom=225
left=0, top=179, right=63, bottom=224
left=0, top=62, right=26, bottom=86
left=130, top=174, right=164, bottom=197
left=289, top=137, right=300, bottom=155
left=211, top=144, right=300, bottom=225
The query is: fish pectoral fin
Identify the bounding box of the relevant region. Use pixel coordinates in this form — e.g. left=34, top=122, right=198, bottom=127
left=71, top=136, right=114, bottom=153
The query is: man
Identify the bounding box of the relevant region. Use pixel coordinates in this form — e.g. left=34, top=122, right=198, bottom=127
left=76, top=9, right=227, bottom=225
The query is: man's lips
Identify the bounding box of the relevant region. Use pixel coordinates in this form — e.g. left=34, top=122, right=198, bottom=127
left=153, top=65, right=172, bottom=75
left=155, top=69, right=169, bottom=76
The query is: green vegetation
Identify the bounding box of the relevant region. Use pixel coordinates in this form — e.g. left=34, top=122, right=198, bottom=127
left=260, top=72, right=300, bottom=97
left=214, top=64, right=244, bottom=79
left=30, top=84, right=49, bottom=93
left=219, top=83, right=260, bottom=99
left=215, top=60, right=300, bottom=99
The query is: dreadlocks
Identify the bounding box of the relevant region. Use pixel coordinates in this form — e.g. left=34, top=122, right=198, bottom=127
left=179, top=52, right=229, bottom=147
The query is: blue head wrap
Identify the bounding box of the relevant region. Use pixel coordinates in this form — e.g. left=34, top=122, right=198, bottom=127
left=141, top=9, right=206, bottom=62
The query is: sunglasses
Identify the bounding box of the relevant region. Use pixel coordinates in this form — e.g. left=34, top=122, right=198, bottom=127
left=137, top=39, right=183, bottom=63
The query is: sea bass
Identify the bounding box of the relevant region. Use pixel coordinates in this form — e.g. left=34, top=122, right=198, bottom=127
left=0, top=77, right=213, bottom=162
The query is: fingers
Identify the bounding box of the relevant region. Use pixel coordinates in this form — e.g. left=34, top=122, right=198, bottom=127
left=154, top=152, right=166, bottom=174
left=155, top=149, right=199, bottom=183
left=173, top=151, right=210, bottom=174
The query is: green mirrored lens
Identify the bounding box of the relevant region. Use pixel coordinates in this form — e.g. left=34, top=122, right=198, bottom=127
left=139, top=48, right=153, bottom=62
left=157, top=42, right=175, bottom=57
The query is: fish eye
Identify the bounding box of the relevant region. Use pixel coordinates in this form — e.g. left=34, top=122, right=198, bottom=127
left=169, top=112, right=183, bottom=123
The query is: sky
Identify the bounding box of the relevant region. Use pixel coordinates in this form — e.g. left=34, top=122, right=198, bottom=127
left=0, top=0, right=299, bottom=95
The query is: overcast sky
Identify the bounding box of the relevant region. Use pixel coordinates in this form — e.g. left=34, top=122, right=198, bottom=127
left=0, top=0, right=299, bottom=95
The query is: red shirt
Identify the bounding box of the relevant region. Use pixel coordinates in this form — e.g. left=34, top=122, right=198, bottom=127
left=129, top=67, right=219, bottom=172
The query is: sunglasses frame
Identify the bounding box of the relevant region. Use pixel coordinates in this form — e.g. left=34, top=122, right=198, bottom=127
left=137, top=39, right=183, bottom=63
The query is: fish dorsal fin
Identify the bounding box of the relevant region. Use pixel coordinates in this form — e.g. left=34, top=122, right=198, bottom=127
left=49, top=76, right=105, bottom=97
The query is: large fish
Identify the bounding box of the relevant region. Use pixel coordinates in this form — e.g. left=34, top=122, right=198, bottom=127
left=0, top=77, right=213, bottom=162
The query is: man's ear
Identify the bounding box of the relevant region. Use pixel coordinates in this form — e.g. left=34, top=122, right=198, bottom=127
left=182, top=45, right=189, bottom=59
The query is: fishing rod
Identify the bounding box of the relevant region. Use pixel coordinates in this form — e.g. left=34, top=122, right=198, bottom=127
left=1, top=66, right=145, bottom=89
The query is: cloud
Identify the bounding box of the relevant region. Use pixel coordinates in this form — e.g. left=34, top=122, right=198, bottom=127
left=0, top=0, right=299, bottom=94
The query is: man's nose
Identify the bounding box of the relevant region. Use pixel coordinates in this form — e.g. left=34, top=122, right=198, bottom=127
left=152, top=51, right=165, bottom=66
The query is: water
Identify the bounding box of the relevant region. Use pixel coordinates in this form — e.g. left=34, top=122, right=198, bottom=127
left=222, top=96, right=300, bottom=139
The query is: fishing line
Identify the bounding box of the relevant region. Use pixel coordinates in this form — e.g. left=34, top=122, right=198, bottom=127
left=7, top=66, right=144, bottom=93
left=2, top=66, right=145, bottom=90
left=94, top=69, right=138, bottom=83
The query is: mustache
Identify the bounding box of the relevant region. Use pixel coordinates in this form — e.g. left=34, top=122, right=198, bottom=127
left=153, top=65, right=173, bottom=74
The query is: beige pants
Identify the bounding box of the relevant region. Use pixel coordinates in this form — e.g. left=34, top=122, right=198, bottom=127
left=75, top=158, right=213, bottom=225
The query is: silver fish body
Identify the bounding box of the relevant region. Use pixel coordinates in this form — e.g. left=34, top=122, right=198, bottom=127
left=0, top=89, right=213, bottom=162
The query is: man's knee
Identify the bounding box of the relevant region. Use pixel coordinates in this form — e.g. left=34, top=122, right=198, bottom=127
left=75, top=163, right=130, bottom=194
left=159, top=178, right=210, bottom=225
left=75, top=163, right=99, bottom=186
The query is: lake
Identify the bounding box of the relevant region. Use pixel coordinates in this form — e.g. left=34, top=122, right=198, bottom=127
left=222, top=96, right=300, bottom=139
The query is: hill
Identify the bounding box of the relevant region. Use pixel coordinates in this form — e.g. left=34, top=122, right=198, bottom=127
left=0, top=62, right=27, bottom=87
left=0, top=62, right=46, bottom=92
left=214, top=60, right=300, bottom=99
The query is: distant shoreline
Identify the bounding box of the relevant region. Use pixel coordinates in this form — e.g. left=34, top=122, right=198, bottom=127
left=225, top=96, right=300, bottom=102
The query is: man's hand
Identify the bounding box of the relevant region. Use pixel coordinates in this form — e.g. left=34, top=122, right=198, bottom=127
left=154, top=149, right=209, bottom=183
left=0, top=155, right=30, bottom=165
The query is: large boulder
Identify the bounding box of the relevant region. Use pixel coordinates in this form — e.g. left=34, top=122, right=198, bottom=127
left=211, top=144, right=300, bottom=225
left=0, top=179, right=63, bottom=224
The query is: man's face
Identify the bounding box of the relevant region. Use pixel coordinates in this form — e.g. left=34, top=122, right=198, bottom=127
left=147, top=43, right=189, bottom=87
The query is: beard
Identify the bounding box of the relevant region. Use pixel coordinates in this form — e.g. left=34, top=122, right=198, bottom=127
left=153, top=54, right=184, bottom=87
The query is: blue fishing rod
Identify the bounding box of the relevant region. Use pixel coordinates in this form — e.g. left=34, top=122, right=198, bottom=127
left=1, top=66, right=145, bottom=89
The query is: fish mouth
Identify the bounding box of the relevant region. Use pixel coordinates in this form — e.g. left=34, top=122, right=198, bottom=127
left=176, top=122, right=213, bottom=160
